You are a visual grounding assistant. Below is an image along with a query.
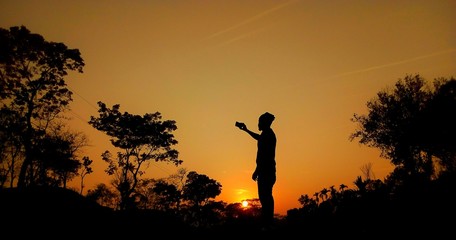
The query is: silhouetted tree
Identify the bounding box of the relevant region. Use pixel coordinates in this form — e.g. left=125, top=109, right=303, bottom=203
left=165, top=167, right=187, bottom=211
left=288, top=75, right=455, bottom=236
left=228, top=198, right=262, bottom=220
left=353, top=176, right=367, bottom=195
left=45, top=123, right=89, bottom=188
left=339, top=184, right=348, bottom=192
left=360, top=162, right=375, bottom=180
left=0, top=108, right=23, bottom=187
left=88, top=101, right=182, bottom=210
left=298, top=194, right=313, bottom=208
left=151, top=179, right=181, bottom=212
left=79, top=156, right=93, bottom=195
left=246, top=198, right=262, bottom=212
left=0, top=25, right=85, bottom=188
left=133, top=168, right=187, bottom=211
left=167, top=167, right=188, bottom=192
left=181, top=171, right=222, bottom=227
left=416, top=78, right=456, bottom=175
left=225, top=202, right=244, bottom=219
left=350, top=74, right=455, bottom=184
left=86, top=183, right=119, bottom=209
left=182, top=171, right=222, bottom=207
left=33, top=134, right=79, bottom=187
left=319, top=187, right=329, bottom=201
left=313, top=192, right=320, bottom=204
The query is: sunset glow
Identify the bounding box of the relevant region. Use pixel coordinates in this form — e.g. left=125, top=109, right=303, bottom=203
left=1, top=0, right=455, bottom=216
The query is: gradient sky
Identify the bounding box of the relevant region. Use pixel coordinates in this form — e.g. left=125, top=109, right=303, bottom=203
left=2, top=0, right=456, bottom=215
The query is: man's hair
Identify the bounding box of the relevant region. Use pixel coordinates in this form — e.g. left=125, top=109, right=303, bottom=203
left=260, top=112, right=275, bottom=125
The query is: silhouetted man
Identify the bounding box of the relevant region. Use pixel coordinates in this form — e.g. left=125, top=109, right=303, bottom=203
left=236, top=112, right=276, bottom=230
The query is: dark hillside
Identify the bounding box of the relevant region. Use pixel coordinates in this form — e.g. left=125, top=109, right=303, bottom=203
left=0, top=187, right=186, bottom=237
left=0, top=187, right=112, bottom=235
left=1, top=185, right=454, bottom=239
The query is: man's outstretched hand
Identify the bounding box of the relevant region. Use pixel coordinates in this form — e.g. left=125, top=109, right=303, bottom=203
left=235, top=121, right=246, bottom=130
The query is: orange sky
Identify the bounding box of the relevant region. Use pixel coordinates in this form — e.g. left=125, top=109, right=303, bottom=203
left=2, top=0, right=456, bottom=215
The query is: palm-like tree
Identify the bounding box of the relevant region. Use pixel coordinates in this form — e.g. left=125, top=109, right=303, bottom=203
left=354, top=176, right=367, bottom=196
left=313, top=192, right=320, bottom=204
left=319, top=188, right=329, bottom=201
left=339, top=184, right=348, bottom=192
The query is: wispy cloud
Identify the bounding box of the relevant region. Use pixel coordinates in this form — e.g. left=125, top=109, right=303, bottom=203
left=205, top=0, right=298, bottom=46
left=295, top=48, right=456, bottom=91
left=235, top=188, right=249, bottom=195
left=332, top=48, right=456, bottom=78
left=213, top=25, right=271, bottom=48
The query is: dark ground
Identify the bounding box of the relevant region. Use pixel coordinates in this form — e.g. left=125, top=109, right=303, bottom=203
left=1, top=187, right=453, bottom=239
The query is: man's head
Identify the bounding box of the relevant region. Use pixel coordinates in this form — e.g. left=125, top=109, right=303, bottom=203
left=258, top=112, right=275, bottom=130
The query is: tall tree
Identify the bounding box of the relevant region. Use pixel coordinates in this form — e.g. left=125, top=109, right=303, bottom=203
left=182, top=171, right=222, bottom=208
left=181, top=171, right=223, bottom=228
left=0, top=108, right=24, bottom=187
left=86, top=183, right=119, bottom=209
left=417, top=78, right=456, bottom=174
left=43, top=123, right=89, bottom=188
left=88, top=101, right=182, bottom=210
left=0, top=26, right=84, bottom=188
left=151, top=179, right=181, bottom=212
left=79, top=156, right=93, bottom=195
left=350, top=74, right=456, bottom=181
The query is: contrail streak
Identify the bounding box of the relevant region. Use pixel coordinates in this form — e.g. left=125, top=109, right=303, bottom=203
left=296, top=48, right=456, bottom=91
left=206, top=0, right=298, bottom=40
left=213, top=25, right=270, bottom=48
left=332, top=48, right=456, bottom=78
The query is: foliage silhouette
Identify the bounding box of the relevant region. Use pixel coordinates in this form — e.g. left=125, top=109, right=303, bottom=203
left=0, top=25, right=85, bottom=188
left=350, top=74, right=456, bottom=180
left=88, top=101, right=182, bottom=210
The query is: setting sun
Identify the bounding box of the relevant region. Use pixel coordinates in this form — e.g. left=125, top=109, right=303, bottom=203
left=242, top=200, right=249, bottom=208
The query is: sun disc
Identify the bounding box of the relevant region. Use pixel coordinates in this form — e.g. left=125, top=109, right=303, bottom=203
left=242, top=200, right=248, bottom=208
